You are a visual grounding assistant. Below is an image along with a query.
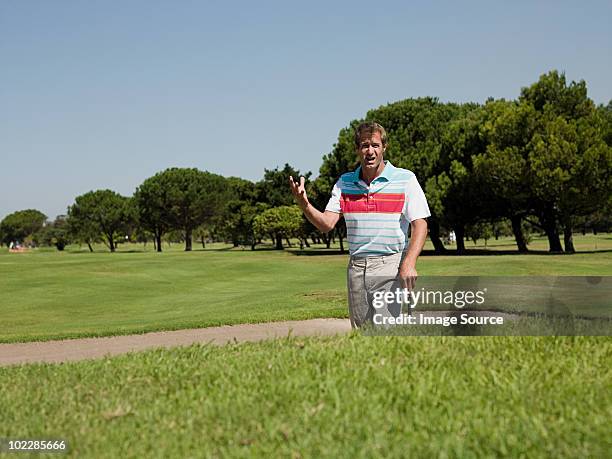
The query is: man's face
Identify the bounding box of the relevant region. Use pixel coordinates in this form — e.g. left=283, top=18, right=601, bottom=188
left=357, top=131, right=385, bottom=172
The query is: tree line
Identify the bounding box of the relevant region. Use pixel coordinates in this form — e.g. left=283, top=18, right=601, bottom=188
left=315, top=70, right=612, bottom=253
left=0, top=165, right=317, bottom=253
left=1, top=70, right=611, bottom=253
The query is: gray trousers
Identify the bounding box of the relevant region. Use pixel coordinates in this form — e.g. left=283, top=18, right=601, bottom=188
left=347, top=252, right=404, bottom=329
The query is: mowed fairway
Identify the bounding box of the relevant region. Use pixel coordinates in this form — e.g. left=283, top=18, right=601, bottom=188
left=0, top=248, right=349, bottom=343
left=1, top=235, right=612, bottom=342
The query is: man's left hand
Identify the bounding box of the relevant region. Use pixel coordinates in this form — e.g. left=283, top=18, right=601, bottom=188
left=398, top=264, right=418, bottom=291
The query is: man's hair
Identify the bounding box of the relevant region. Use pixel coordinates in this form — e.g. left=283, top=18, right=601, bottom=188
left=354, top=121, right=388, bottom=148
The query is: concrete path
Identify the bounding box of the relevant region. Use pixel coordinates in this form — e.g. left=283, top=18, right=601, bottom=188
left=0, top=318, right=352, bottom=367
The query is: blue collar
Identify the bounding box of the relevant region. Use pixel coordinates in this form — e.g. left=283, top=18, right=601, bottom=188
left=352, top=160, right=395, bottom=184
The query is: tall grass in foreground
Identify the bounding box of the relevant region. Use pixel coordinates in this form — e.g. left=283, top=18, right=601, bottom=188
left=1, top=335, right=610, bottom=458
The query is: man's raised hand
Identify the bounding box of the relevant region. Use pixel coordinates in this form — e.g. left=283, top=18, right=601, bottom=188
left=289, top=176, right=309, bottom=210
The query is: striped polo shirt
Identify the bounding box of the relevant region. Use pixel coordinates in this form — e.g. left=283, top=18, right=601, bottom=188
left=325, top=161, right=430, bottom=257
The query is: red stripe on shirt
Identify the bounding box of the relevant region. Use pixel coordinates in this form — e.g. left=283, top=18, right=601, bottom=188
left=340, top=193, right=405, bottom=213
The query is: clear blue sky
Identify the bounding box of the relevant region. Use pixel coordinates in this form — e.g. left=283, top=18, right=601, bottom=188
left=1, top=0, right=611, bottom=220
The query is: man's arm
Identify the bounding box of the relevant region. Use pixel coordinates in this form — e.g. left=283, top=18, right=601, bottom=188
left=398, top=218, right=428, bottom=289
left=289, top=176, right=340, bottom=233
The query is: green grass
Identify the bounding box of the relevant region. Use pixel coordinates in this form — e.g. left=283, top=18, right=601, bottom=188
left=446, top=232, right=611, bottom=252
left=0, top=248, right=347, bottom=343
left=2, top=235, right=611, bottom=457
left=1, top=235, right=611, bottom=343
left=0, top=335, right=609, bottom=458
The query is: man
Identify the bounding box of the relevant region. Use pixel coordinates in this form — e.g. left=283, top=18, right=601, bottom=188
left=289, top=121, right=430, bottom=328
